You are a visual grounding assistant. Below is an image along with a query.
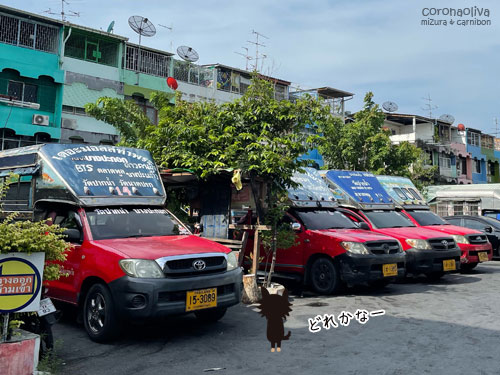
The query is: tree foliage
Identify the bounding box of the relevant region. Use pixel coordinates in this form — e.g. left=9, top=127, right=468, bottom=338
left=318, top=92, right=436, bottom=185
left=0, top=179, right=70, bottom=281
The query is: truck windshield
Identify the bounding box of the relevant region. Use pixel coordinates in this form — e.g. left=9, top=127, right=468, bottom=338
left=86, top=207, right=190, bottom=240
left=406, top=210, right=447, bottom=226
left=363, top=211, right=415, bottom=229
left=295, top=209, right=357, bottom=230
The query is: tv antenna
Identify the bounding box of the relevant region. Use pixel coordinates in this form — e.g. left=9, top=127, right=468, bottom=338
left=43, top=0, right=80, bottom=21
left=439, top=114, right=455, bottom=124
left=128, top=16, right=156, bottom=85
left=158, top=24, right=173, bottom=31
left=235, top=47, right=253, bottom=71
left=382, top=101, right=398, bottom=113
left=421, top=94, right=438, bottom=119
left=177, top=46, right=199, bottom=62
left=247, top=29, right=268, bottom=72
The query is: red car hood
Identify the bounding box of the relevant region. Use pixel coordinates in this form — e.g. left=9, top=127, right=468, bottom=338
left=310, top=229, right=396, bottom=242
left=93, top=235, right=230, bottom=260
left=373, top=226, right=454, bottom=240
left=420, top=224, right=482, bottom=236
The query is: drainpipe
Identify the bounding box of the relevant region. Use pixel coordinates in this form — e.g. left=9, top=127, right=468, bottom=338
left=59, top=26, right=72, bottom=68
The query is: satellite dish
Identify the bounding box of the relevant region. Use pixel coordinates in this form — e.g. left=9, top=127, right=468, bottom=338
left=177, top=45, right=199, bottom=62
left=128, top=16, right=156, bottom=38
left=106, top=21, right=115, bottom=34
left=382, top=101, right=398, bottom=113
left=439, top=114, right=455, bottom=124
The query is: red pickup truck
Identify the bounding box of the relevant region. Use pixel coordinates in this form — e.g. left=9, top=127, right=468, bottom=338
left=376, top=175, right=493, bottom=271
left=0, top=144, right=242, bottom=342
left=245, top=168, right=406, bottom=294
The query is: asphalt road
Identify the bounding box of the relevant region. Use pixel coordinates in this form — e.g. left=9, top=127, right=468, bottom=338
left=53, top=262, right=500, bottom=375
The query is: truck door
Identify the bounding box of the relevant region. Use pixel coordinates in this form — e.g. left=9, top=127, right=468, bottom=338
left=273, top=213, right=307, bottom=273
left=47, top=208, right=84, bottom=304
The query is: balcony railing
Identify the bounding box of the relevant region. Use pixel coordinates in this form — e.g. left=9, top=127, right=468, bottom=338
left=173, top=61, right=214, bottom=87
left=125, top=45, right=171, bottom=78
left=0, top=12, right=59, bottom=54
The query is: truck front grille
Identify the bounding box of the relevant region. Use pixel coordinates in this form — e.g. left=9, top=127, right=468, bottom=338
left=428, top=238, right=457, bottom=250
left=365, top=240, right=401, bottom=255
left=163, top=256, right=226, bottom=277
left=466, top=234, right=488, bottom=244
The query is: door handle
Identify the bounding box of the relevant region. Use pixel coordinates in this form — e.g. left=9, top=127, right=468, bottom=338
left=304, top=239, right=310, bottom=243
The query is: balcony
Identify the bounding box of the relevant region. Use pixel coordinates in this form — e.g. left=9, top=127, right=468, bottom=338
left=125, top=45, right=172, bottom=78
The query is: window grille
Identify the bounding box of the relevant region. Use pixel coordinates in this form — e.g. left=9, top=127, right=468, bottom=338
left=0, top=13, right=59, bottom=53
left=126, top=45, right=171, bottom=77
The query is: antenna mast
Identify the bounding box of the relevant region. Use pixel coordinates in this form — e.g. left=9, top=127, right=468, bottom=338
left=247, top=29, right=268, bottom=72
left=421, top=94, right=438, bottom=119
left=43, top=0, right=80, bottom=21
left=234, top=47, right=253, bottom=71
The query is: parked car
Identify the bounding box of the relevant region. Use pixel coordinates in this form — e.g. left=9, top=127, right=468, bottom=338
left=444, top=215, right=500, bottom=257
left=0, top=144, right=243, bottom=342
left=244, top=168, right=406, bottom=295
left=376, top=175, right=492, bottom=271
left=322, top=170, right=461, bottom=280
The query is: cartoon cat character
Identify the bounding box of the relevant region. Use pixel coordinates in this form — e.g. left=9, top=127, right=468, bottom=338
left=257, top=287, right=292, bottom=352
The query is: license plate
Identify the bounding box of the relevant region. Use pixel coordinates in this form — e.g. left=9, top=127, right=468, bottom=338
left=478, top=252, right=489, bottom=262
left=382, top=263, right=398, bottom=277
left=443, top=259, right=456, bottom=272
left=38, top=298, right=56, bottom=317
left=186, top=288, right=217, bottom=312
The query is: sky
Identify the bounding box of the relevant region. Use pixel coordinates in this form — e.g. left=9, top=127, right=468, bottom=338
left=3, top=0, right=500, bottom=134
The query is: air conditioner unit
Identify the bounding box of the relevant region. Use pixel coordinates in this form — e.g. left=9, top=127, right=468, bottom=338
left=32, top=114, right=49, bottom=126
left=61, top=118, right=77, bottom=129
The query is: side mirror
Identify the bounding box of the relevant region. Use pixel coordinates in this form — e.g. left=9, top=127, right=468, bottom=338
left=358, top=222, right=370, bottom=230
left=63, top=228, right=82, bottom=243
left=484, top=226, right=493, bottom=233
left=291, top=222, right=302, bottom=231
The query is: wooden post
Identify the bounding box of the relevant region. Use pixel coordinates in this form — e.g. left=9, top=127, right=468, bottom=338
left=251, top=229, right=260, bottom=275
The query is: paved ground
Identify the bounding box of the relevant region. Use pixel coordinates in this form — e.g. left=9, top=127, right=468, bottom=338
left=52, top=262, right=500, bottom=375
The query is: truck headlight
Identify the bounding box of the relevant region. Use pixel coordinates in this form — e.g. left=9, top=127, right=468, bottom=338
left=405, top=239, right=432, bottom=249
left=340, top=242, right=370, bottom=255
left=451, top=235, right=469, bottom=244
left=119, top=259, right=164, bottom=278
left=226, top=251, right=239, bottom=271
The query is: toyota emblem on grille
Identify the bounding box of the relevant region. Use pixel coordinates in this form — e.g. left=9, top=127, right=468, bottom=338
left=476, top=236, right=481, bottom=241
left=441, top=240, right=449, bottom=248
left=382, top=243, right=390, bottom=252
left=193, top=259, right=206, bottom=270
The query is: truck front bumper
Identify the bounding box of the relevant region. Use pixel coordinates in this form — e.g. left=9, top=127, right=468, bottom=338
left=108, top=268, right=243, bottom=319
left=459, top=243, right=493, bottom=264
left=405, top=248, right=461, bottom=275
left=338, top=252, right=406, bottom=286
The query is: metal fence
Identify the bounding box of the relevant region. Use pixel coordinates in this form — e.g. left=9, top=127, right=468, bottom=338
left=0, top=12, right=59, bottom=53
left=125, top=45, right=171, bottom=78
left=173, top=60, right=214, bottom=87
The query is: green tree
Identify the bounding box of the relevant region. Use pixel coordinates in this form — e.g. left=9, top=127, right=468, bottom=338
left=318, top=92, right=435, bottom=185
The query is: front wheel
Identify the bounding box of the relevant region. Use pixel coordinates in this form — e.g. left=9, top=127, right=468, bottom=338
left=309, top=257, right=341, bottom=295
left=83, top=283, right=121, bottom=342
left=194, top=307, right=227, bottom=323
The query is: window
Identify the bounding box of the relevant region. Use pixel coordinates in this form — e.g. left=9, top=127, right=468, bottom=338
left=362, top=211, right=415, bottom=229
left=125, top=45, right=172, bottom=77
left=294, top=209, right=357, bottom=230
left=453, top=202, right=464, bottom=216
left=474, top=159, right=481, bottom=174
left=437, top=202, right=449, bottom=217
left=62, top=105, right=87, bottom=116
left=130, top=95, right=157, bottom=125
left=464, top=219, right=485, bottom=231
left=460, top=157, right=467, bottom=175
left=467, top=132, right=480, bottom=146
left=7, top=81, right=38, bottom=103
left=439, top=156, right=451, bottom=169
left=406, top=210, right=447, bottom=226
left=446, top=218, right=462, bottom=226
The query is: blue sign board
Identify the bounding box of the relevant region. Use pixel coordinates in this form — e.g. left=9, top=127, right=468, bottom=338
left=39, top=144, right=164, bottom=198
left=288, top=168, right=336, bottom=207
left=325, top=170, right=393, bottom=206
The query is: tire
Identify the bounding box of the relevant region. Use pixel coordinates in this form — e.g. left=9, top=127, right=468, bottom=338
left=461, top=263, right=478, bottom=272
left=309, top=257, right=341, bottom=295
left=83, top=283, right=121, bottom=342
left=427, top=271, right=445, bottom=281
left=194, top=307, right=227, bottom=323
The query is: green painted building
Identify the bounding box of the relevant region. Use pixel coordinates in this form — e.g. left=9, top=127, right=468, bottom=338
left=0, top=6, right=64, bottom=149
